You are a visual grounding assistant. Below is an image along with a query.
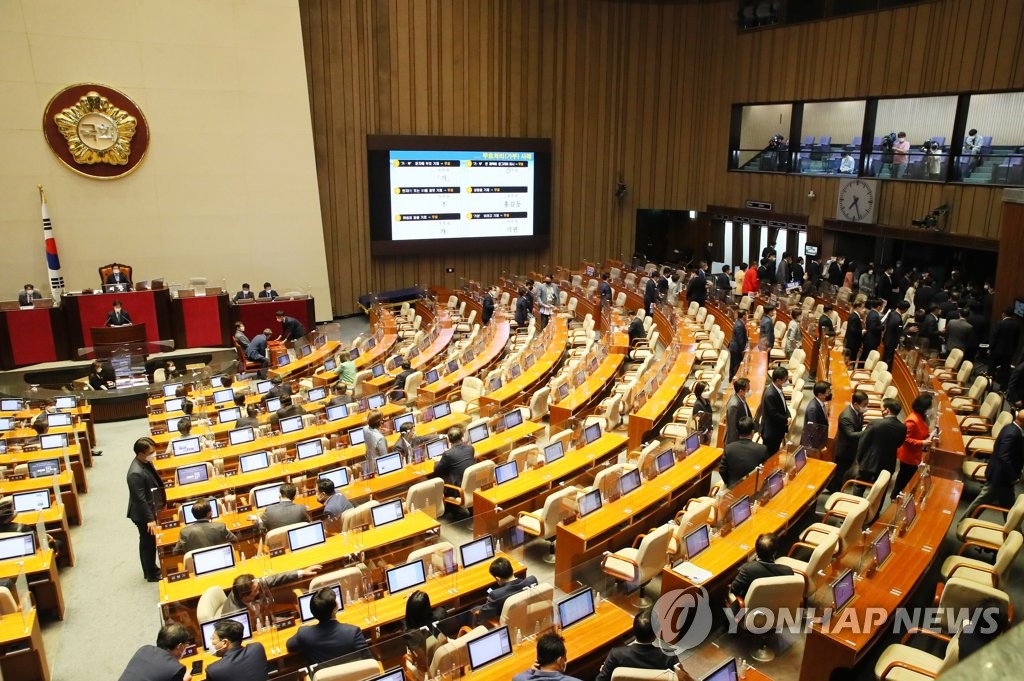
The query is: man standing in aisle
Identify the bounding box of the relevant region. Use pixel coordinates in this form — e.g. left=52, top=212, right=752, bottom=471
left=758, top=367, right=790, bottom=457
left=126, top=437, right=165, bottom=582
left=537, top=275, right=558, bottom=330
left=729, top=309, right=748, bottom=380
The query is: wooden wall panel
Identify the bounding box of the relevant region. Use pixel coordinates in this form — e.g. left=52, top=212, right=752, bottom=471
left=300, top=0, right=1024, bottom=316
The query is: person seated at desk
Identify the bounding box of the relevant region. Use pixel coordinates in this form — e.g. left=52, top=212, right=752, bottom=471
left=106, top=299, right=133, bottom=327
left=728, top=532, right=794, bottom=605
left=316, top=478, right=353, bottom=519
left=173, top=498, right=236, bottom=554
left=404, top=589, right=452, bottom=641
left=596, top=610, right=689, bottom=681
left=245, top=328, right=272, bottom=366
left=31, top=413, right=48, bottom=435
left=477, top=557, right=538, bottom=623
left=512, top=633, right=583, bottom=681
left=0, top=497, right=30, bottom=535
left=263, top=376, right=292, bottom=401
left=327, top=382, right=354, bottom=407
left=258, top=282, right=278, bottom=299
left=839, top=152, right=856, bottom=174
left=393, top=360, right=414, bottom=390
left=433, top=424, right=475, bottom=510
left=89, top=360, right=114, bottom=390
left=269, top=394, right=303, bottom=430
left=719, top=416, right=768, bottom=488
left=257, top=482, right=310, bottom=532
left=117, top=623, right=191, bottom=681
left=205, top=619, right=269, bottom=681
left=394, top=421, right=426, bottom=460
left=286, top=587, right=369, bottom=665
left=334, top=355, right=357, bottom=385
left=233, top=283, right=255, bottom=302
left=165, top=417, right=198, bottom=455
left=18, top=283, right=42, bottom=306
left=233, top=322, right=250, bottom=350
left=220, top=567, right=321, bottom=617
left=235, top=394, right=259, bottom=429
left=627, top=310, right=645, bottom=360
left=276, top=310, right=306, bottom=342
left=105, top=265, right=131, bottom=289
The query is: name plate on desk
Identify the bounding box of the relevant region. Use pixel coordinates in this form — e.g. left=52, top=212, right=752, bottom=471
left=157, top=453, right=170, bottom=460
left=168, top=572, right=190, bottom=582
left=4, top=474, right=26, bottom=481
left=161, top=520, right=181, bottom=530
left=269, top=548, right=286, bottom=557
left=275, top=618, right=295, bottom=630
left=237, top=504, right=252, bottom=513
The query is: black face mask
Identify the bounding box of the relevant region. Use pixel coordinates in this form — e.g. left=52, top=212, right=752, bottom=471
left=824, top=393, right=833, bottom=401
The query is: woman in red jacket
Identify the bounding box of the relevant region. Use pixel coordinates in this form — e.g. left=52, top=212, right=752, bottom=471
left=893, top=393, right=933, bottom=499
left=742, top=264, right=759, bottom=295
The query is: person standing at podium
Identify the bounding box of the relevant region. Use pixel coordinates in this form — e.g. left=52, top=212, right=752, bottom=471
left=106, top=300, right=133, bottom=327
left=18, top=283, right=42, bottom=306
left=259, top=282, right=278, bottom=299
left=105, top=265, right=131, bottom=288
left=276, top=310, right=306, bottom=341
left=233, top=283, right=255, bottom=302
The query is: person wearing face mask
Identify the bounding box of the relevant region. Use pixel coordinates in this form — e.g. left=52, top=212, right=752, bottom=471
left=893, top=394, right=933, bottom=500
left=106, top=299, right=133, bottom=327
left=512, top=633, right=583, bottom=681
left=803, top=381, right=831, bottom=450
left=205, top=620, right=269, bottom=681
left=105, top=265, right=131, bottom=290
left=316, top=477, right=353, bottom=518
left=855, top=398, right=907, bottom=487
left=258, top=281, right=278, bottom=299
left=757, top=366, right=790, bottom=457
left=537, top=275, right=558, bottom=330
left=117, top=623, right=192, bottom=681
left=831, top=391, right=868, bottom=492
left=126, top=437, right=166, bottom=582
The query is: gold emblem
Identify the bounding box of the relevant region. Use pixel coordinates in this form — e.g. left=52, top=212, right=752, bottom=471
left=53, top=91, right=137, bottom=165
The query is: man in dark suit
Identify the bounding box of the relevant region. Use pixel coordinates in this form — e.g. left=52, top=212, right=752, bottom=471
left=126, top=437, right=165, bottom=582
left=235, top=404, right=260, bottom=429
left=791, top=257, right=805, bottom=286
left=882, top=301, right=909, bottom=367
left=514, top=287, right=531, bottom=327
left=803, top=381, right=831, bottom=450
left=598, top=273, right=613, bottom=309
left=806, top=256, right=822, bottom=290
left=686, top=262, right=707, bottom=307
left=220, top=567, right=321, bottom=616
left=758, top=305, right=776, bottom=350
left=233, top=283, right=255, bottom=302
left=206, top=619, right=269, bottom=681
left=716, top=265, right=732, bottom=300
left=855, top=398, right=907, bottom=483
left=106, top=300, right=133, bottom=327
left=876, top=266, right=897, bottom=307
left=990, top=308, right=1021, bottom=388
left=269, top=394, right=304, bottom=430
left=246, top=328, right=271, bottom=365
left=316, top=477, right=353, bottom=518
left=860, top=299, right=884, bottom=362
left=393, top=360, right=414, bottom=391
left=276, top=311, right=306, bottom=341
left=595, top=610, right=682, bottom=681
left=481, top=287, right=495, bottom=324
left=327, top=382, right=354, bottom=407
left=964, top=409, right=1024, bottom=518
left=477, top=557, right=539, bottom=622
left=920, top=304, right=943, bottom=354
left=18, top=284, right=42, bottom=306
left=844, top=301, right=864, bottom=364
left=434, top=425, right=476, bottom=502
left=944, top=310, right=974, bottom=357
left=174, top=498, right=236, bottom=554
left=723, top=378, right=752, bottom=446
left=105, top=265, right=131, bottom=288
left=286, top=588, right=369, bottom=665
left=258, top=282, right=278, bottom=299
left=720, top=416, right=768, bottom=488
left=117, top=623, right=191, bottom=681
left=818, top=304, right=836, bottom=337
left=258, top=482, right=310, bottom=532
left=728, top=309, right=748, bottom=380
left=758, top=367, right=790, bottom=457
left=827, top=256, right=845, bottom=287
left=728, top=533, right=794, bottom=602
left=644, top=275, right=658, bottom=314
left=627, top=311, right=645, bottom=360
left=831, top=391, right=868, bottom=492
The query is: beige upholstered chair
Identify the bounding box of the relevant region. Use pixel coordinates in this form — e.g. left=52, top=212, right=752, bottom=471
left=742, top=574, right=805, bottom=661
left=601, top=524, right=673, bottom=607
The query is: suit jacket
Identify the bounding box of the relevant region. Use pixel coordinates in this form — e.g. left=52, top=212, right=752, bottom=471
left=986, top=422, right=1024, bottom=487
left=259, top=499, right=310, bottom=532
left=258, top=289, right=278, bottom=298
left=515, top=296, right=530, bottom=326
left=219, top=570, right=299, bottom=616
left=233, top=290, right=255, bottom=301
left=728, top=319, right=747, bottom=353
left=174, top=520, right=237, bottom=554
left=818, top=314, right=835, bottom=336
left=990, top=317, right=1021, bottom=360
left=482, top=293, right=495, bottom=323
left=644, top=278, right=657, bottom=308
left=106, top=309, right=133, bottom=326
left=323, top=492, right=354, bottom=518
left=844, top=312, right=863, bottom=351
left=877, top=274, right=896, bottom=305
left=720, top=439, right=768, bottom=488
left=106, top=272, right=131, bottom=285
left=246, top=334, right=269, bottom=361
left=758, top=383, right=789, bottom=443
left=479, top=575, right=538, bottom=621
left=393, top=369, right=414, bottom=390
left=945, top=318, right=974, bottom=353
left=595, top=642, right=678, bottom=681
left=827, top=261, right=843, bottom=286
left=856, top=415, right=907, bottom=476
left=118, top=646, right=186, bottom=681
left=729, top=560, right=794, bottom=599
left=807, top=260, right=822, bottom=284
left=863, top=309, right=883, bottom=346
left=285, top=620, right=369, bottom=665
left=804, top=398, right=828, bottom=428
left=18, top=290, right=41, bottom=306
left=723, top=394, right=752, bottom=445
left=206, top=643, right=269, bottom=681
left=627, top=318, right=645, bottom=345
left=686, top=272, right=707, bottom=304
left=433, top=443, right=476, bottom=486
left=235, top=416, right=259, bottom=429
left=280, top=316, right=306, bottom=341
left=759, top=315, right=774, bottom=348
left=834, top=405, right=864, bottom=465
left=126, top=458, right=166, bottom=524
left=882, top=311, right=903, bottom=349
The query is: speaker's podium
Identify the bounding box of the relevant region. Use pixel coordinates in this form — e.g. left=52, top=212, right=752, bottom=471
left=88, top=324, right=153, bottom=388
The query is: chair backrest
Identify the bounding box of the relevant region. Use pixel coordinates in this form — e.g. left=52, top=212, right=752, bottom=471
left=266, top=522, right=310, bottom=551
left=610, top=668, right=681, bottom=680
left=990, top=411, right=1013, bottom=440
left=403, top=370, right=424, bottom=399
left=744, top=574, right=805, bottom=629
left=634, top=524, right=673, bottom=584
left=993, top=531, right=1023, bottom=582
left=98, top=262, right=133, bottom=285
left=937, top=577, right=1011, bottom=631
left=530, top=386, right=551, bottom=418
left=500, top=582, right=555, bottom=635
left=943, top=348, right=964, bottom=371
left=671, top=499, right=714, bottom=554
left=967, top=375, right=989, bottom=402
left=605, top=394, right=623, bottom=430
left=538, top=485, right=580, bottom=538
left=803, top=537, right=838, bottom=595
left=836, top=498, right=870, bottom=544
left=861, top=350, right=880, bottom=372
left=459, top=460, right=496, bottom=506
left=197, top=585, right=227, bottom=621
left=353, top=370, right=372, bottom=398
left=407, top=541, right=456, bottom=575
left=309, top=565, right=367, bottom=594
left=429, top=625, right=489, bottom=676
left=508, top=444, right=538, bottom=471
left=686, top=301, right=699, bottom=317
left=313, top=658, right=383, bottom=681
left=955, top=361, right=974, bottom=385
left=594, top=464, right=626, bottom=500
left=341, top=499, right=379, bottom=532
left=978, top=391, right=1003, bottom=421
left=461, top=376, right=484, bottom=402
left=864, top=470, right=892, bottom=519
left=406, top=478, right=445, bottom=518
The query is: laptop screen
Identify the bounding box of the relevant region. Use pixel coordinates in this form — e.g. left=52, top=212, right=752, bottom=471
left=13, top=490, right=52, bottom=513
left=348, top=427, right=366, bottom=446
left=583, top=422, right=601, bottom=445
left=218, top=407, right=241, bottom=424
left=393, top=413, right=415, bottom=432
left=298, top=345, right=312, bottom=358
left=874, top=531, right=892, bottom=567
left=210, top=376, right=224, bottom=388
left=212, top=388, right=234, bottom=405
left=371, top=363, right=386, bottom=378
left=239, top=451, right=270, bottom=474
left=176, top=464, right=210, bottom=486
left=685, top=525, right=711, bottom=560
left=253, top=484, right=283, bottom=508
left=386, top=560, right=426, bottom=595
left=296, top=438, right=324, bottom=461
left=503, top=410, right=524, bottom=430
left=307, top=386, right=327, bottom=402
left=323, top=358, right=337, bottom=372
left=655, top=449, right=675, bottom=474
left=543, top=440, right=565, bottom=464
left=181, top=499, right=220, bottom=524
left=162, top=384, right=181, bottom=398
left=578, top=489, right=602, bottom=517
left=229, top=427, right=255, bottom=446
left=495, top=460, right=519, bottom=485
left=319, top=467, right=350, bottom=489
left=0, top=398, right=23, bottom=412
left=172, top=436, right=202, bottom=456
left=793, top=447, right=807, bottom=473
left=685, top=432, right=701, bottom=455
left=326, top=404, right=349, bottom=421
left=255, top=380, right=272, bottom=395
left=765, top=470, right=785, bottom=499
left=489, top=376, right=503, bottom=392
left=192, top=544, right=235, bottom=576
left=54, top=395, right=78, bottom=410
left=47, top=412, right=72, bottom=427
left=0, top=417, right=13, bottom=432
left=468, top=424, right=489, bottom=444
left=279, top=416, right=304, bottom=434
left=287, top=522, right=327, bottom=552
left=277, top=354, right=290, bottom=367
left=556, top=382, right=571, bottom=401
left=349, top=348, right=360, bottom=360
left=702, top=658, right=738, bottom=681
left=832, top=569, right=856, bottom=610
left=729, top=496, right=752, bottom=527
left=367, top=394, right=386, bottom=409
left=424, top=369, right=440, bottom=385
left=557, top=588, right=595, bottom=629
left=163, top=398, right=184, bottom=415
left=297, top=584, right=343, bottom=622
left=903, top=496, right=917, bottom=528
left=375, top=452, right=404, bottom=477
left=371, top=499, right=405, bottom=527
left=460, top=535, right=495, bottom=568
left=200, top=611, right=250, bottom=652
left=367, top=669, right=405, bottom=681
left=367, top=337, right=377, bottom=350
left=426, top=438, right=447, bottom=459
left=447, top=359, right=459, bottom=374
left=28, top=458, right=61, bottom=478
left=0, top=534, right=35, bottom=560
left=433, top=401, right=452, bottom=419
left=509, top=364, right=522, bottom=380
left=619, top=469, right=642, bottom=496
left=40, top=433, right=68, bottom=450
left=467, top=627, right=513, bottom=671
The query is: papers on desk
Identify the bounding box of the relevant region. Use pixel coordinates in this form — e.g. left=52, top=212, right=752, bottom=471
left=672, top=561, right=713, bottom=584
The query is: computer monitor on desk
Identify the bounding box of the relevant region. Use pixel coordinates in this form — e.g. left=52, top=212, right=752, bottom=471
left=557, top=588, right=595, bottom=629
left=298, top=585, right=343, bottom=622
left=239, top=451, right=270, bottom=474
left=229, top=427, right=255, bottom=446
left=191, top=544, right=235, bottom=576
left=386, top=560, right=426, bottom=595
left=467, top=627, right=513, bottom=671
left=181, top=499, right=220, bottom=524
left=13, top=490, right=52, bottom=513
left=287, top=522, right=327, bottom=552
left=200, top=611, right=250, bottom=652
left=0, top=534, right=35, bottom=560
left=459, top=535, right=494, bottom=568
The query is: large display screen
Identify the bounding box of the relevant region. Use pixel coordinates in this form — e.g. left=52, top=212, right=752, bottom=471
left=368, top=135, right=551, bottom=255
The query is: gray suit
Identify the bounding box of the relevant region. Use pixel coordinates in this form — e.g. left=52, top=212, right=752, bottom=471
left=258, top=499, right=310, bottom=532
left=117, top=645, right=186, bottom=681
left=724, top=393, right=752, bottom=446
left=218, top=570, right=302, bottom=616
left=174, top=520, right=237, bottom=554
